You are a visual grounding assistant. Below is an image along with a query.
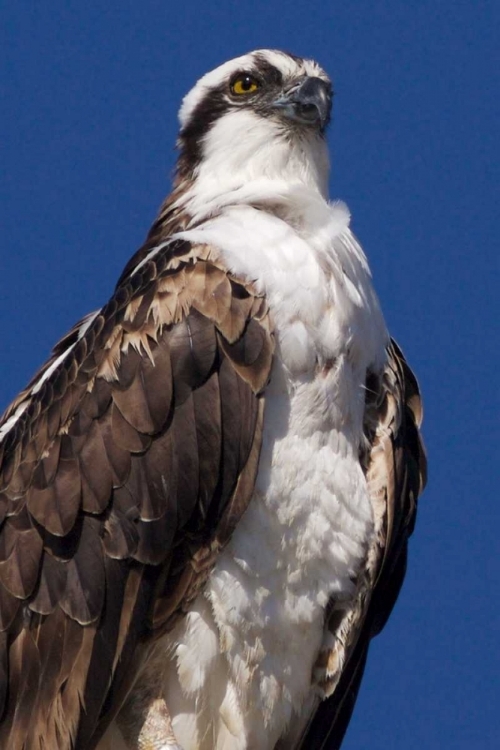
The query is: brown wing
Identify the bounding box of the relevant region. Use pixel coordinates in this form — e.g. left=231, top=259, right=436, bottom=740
left=290, top=340, right=427, bottom=750
left=0, top=240, right=274, bottom=750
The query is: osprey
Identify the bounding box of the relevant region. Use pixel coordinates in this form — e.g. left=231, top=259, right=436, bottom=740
left=0, top=50, right=426, bottom=750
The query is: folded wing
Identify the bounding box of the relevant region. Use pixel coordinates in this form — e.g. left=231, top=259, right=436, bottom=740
left=0, top=240, right=274, bottom=750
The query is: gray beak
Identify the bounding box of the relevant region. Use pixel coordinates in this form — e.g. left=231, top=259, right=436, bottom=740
left=272, top=77, right=332, bottom=130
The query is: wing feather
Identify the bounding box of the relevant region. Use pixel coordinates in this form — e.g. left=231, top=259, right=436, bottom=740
left=290, top=340, right=426, bottom=750
left=0, top=242, right=273, bottom=749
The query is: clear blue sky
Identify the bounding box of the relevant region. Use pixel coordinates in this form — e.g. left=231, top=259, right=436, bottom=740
left=1, top=2, right=498, bottom=748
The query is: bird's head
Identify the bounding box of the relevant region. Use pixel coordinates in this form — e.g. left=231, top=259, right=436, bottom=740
left=174, top=50, right=333, bottom=204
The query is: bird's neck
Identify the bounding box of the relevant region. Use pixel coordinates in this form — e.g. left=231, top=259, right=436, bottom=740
left=158, top=120, right=331, bottom=232
left=149, top=131, right=331, bottom=247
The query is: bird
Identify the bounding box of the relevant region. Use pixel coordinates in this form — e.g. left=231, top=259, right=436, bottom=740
left=0, top=49, right=426, bottom=750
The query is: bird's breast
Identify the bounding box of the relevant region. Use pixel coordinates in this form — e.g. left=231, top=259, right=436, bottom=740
left=162, top=356, right=376, bottom=750
left=160, top=196, right=388, bottom=748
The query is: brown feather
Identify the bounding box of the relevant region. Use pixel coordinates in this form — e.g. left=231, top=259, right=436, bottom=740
left=28, top=550, right=68, bottom=615
left=0, top=631, right=8, bottom=722
left=217, top=356, right=245, bottom=509
left=103, top=508, right=140, bottom=560
left=0, top=239, right=273, bottom=748
left=27, top=470, right=80, bottom=538
left=78, top=420, right=114, bottom=513
left=111, top=402, right=152, bottom=453
left=216, top=395, right=265, bottom=547
left=192, top=371, right=222, bottom=518
left=112, top=366, right=157, bottom=435
left=0, top=580, right=21, bottom=630
left=60, top=624, right=98, bottom=746
left=31, top=435, right=61, bottom=489
left=0, top=513, right=43, bottom=599
left=59, top=517, right=105, bottom=625
left=139, top=338, right=174, bottom=433
left=139, top=434, right=176, bottom=522
left=170, top=393, right=200, bottom=529
left=97, top=410, right=132, bottom=487
left=218, top=316, right=273, bottom=393
left=171, top=310, right=218, bottom=387
left=216, top=278, right=256, bottom=343
left=190, top=262, right=232, bottom=324
left=81, top=377, right=112, bottom=420
left=26, top=607, right=67, bottom=742
left=0, top=628, right=41, bottom=749
left=73, top=557, right=131, bottom=748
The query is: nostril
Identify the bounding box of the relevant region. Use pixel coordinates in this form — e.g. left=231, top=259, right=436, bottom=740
left=298, top=103, right=318, bottom=120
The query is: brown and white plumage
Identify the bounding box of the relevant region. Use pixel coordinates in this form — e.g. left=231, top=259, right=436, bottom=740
left=0, top=50, right=426, bottom=750
left=281, top=341, right=426, bottom=750
left=0, top=241, right=273, bottom=749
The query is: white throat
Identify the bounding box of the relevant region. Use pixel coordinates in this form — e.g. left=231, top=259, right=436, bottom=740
left=176, top=109, right=330, bottom=226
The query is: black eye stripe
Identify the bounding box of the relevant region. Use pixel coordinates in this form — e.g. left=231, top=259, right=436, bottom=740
left=251, top=56, right=284, bottom=86
left=177, top=58, right=303, bottom=178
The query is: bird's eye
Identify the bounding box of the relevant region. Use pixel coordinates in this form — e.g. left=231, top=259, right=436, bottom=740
left=230, top=74, right=260, bottom=96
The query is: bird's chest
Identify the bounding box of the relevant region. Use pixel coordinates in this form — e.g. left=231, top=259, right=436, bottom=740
left=165, top=314, right=377, bottom=750
left=161, top=204, right=387, bottom=748
left=206, top=334, right=374, bottom=734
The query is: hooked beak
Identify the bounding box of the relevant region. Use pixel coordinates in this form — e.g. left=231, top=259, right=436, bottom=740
left=272, top=77, right=332, bottom=130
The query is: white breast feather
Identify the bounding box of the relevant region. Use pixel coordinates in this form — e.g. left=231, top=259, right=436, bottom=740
left=158, top=184, right=389, bottom=750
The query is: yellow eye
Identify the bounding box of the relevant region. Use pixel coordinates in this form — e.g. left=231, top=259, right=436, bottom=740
left=230, top=74, right=260, bottom=96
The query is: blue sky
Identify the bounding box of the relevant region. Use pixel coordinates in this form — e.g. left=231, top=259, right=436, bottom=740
left=1, top=2, right=498, bottom=748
